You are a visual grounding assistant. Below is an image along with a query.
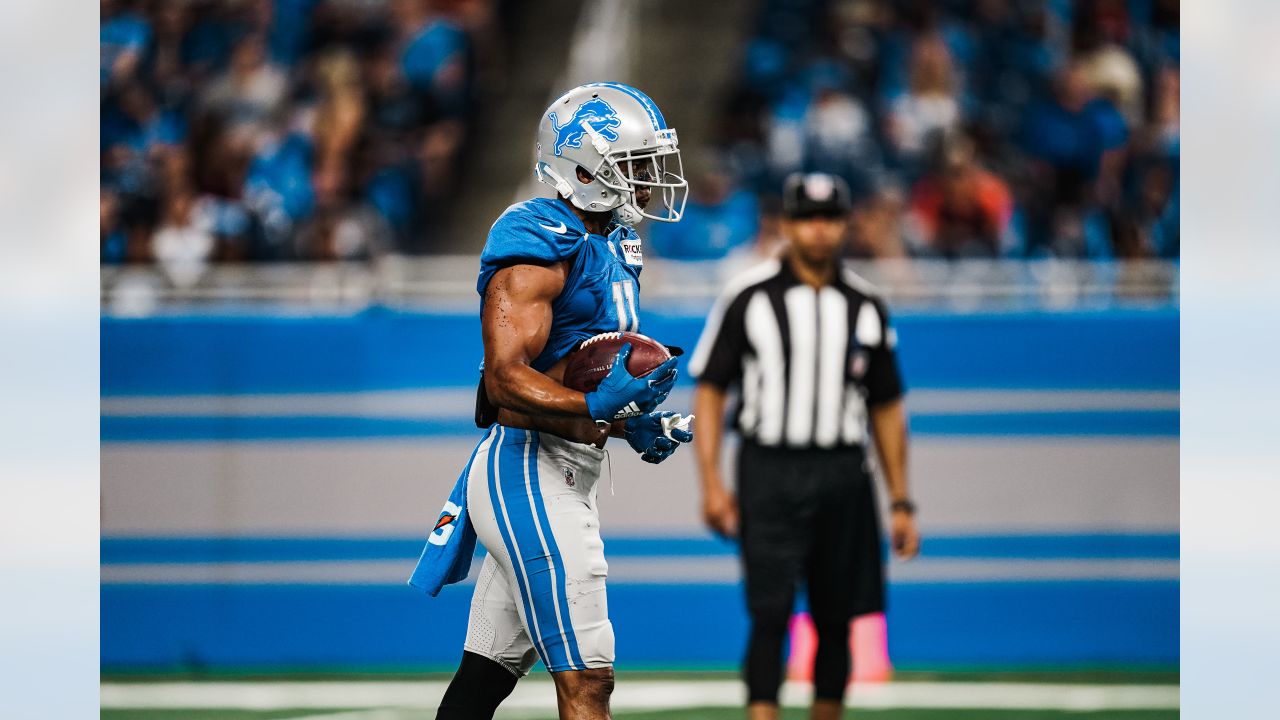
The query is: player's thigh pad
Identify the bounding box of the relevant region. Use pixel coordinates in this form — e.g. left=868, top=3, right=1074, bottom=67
left=466, top=425, right=613, bottom=671
left=463, top=553, right=539, bottom=676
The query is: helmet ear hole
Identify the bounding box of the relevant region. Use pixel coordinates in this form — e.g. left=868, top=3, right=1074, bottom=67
left=575, top=166, right=594, bottom=184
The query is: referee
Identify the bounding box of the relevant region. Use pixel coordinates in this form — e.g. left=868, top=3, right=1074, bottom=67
left=690, top=172, right=920, bottom=720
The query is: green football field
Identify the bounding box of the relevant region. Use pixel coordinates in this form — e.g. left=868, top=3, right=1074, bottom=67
left=100, top=671, right=1179, bottom=719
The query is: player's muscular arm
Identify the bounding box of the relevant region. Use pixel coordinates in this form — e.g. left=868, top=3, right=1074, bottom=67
left=482, top=263, right=592, bottom=418
left=495, top=351, right=619, bottom=446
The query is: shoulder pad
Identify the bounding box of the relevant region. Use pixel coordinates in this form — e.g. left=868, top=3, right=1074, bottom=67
left=477, top=199, right=588, bottom=297
left=482, top=199, right=586, bottom=266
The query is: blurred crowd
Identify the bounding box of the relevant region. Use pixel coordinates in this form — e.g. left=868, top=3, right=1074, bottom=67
left=100, top=0, right=496, bottom=279
left=650, top=0, right=1179, bottom=263
left=102, top=0, right=1179, bottom=278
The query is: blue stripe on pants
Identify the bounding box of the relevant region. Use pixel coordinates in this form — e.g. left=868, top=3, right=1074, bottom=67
left=485, top=426, right=555, bottom=667
left=494, top=429, right=581, bottom=671
left=524, top=432, right=587, bottom=668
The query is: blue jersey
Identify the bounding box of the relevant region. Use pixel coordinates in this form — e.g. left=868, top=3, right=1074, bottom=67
left=412, top=199, right=645, bottom=597
left=478, top=198, right=645, bottom=371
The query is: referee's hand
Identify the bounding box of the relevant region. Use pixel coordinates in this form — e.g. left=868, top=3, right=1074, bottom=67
left=702, top=485, right=739, bottom=539
left=891, top=509, right=921, bottom=560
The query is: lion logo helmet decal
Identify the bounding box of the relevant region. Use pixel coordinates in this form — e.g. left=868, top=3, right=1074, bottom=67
left=549, top=97, right=621, bottom=157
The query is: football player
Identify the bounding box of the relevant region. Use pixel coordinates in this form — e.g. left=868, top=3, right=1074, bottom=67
left=409, top=83, right=693, bottom=720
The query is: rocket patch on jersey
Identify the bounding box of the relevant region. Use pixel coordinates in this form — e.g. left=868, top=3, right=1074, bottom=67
left=620, top=238, right=644, bottom=266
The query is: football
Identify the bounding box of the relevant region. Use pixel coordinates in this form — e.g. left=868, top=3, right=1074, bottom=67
left=561, top=332, right=674, bottom=393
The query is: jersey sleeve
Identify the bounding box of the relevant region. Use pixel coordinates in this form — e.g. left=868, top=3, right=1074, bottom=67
left=477, top=202, right=586, bottom=296
left=689, top=286, right=751, bottom=389
left=857, top=297, right=905, bottom=407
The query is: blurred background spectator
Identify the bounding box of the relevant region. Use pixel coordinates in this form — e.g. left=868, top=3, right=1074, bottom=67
left=886, top=34, right=962, bottom=174
left=101, top=0, right=484, bottom=267
left=904, top=129, right=1014, bottom=258
left=101, top=0, right=1178, bottom=269
left=711, top=0, right=1179, bottom=264
left=647, top=159, right=760, bottom=261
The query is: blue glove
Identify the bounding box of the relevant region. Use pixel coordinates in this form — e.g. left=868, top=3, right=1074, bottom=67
left=624, top=411, right=695, bottom=464
left=583, top=343, right=679, bottom=421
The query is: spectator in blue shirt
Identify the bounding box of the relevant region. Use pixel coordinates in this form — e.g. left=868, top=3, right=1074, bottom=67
left=265, top=0, right=321, bottom=68
left=385, top=0, right=472, bottom=232
left=968, top=1, right=1061, bottom=141
left=101, top=192, right=130, bottom=264
left=1022, top=62, right=1128, bottom=189
left=101, top=0, right=151, bottom=89
left=101, top=82, right=186, bottom=198
left=242, top=130, right=316, bottom=257
left=1020, top=61, right=1128, bottom=256
left=647, top=164, right=759, bottom=261
left=394, top=0, right=470, bottom=119
left=742, top=37, right=789, bottom=103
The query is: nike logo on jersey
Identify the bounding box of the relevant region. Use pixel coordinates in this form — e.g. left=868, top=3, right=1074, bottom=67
left=539, top=221, right=568, bottom=234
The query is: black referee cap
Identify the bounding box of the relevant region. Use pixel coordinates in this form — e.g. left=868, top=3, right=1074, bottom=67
left=782, top=172, right=852, bottom=218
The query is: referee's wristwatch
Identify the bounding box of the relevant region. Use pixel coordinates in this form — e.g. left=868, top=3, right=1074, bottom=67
left=890, top=498, right=917, bottom=516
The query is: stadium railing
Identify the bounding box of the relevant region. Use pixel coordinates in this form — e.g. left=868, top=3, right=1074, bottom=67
left=100, top=257, right=1179, bottom=316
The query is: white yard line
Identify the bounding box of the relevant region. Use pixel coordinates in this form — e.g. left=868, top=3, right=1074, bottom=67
left=100, top=679, right=1179, bottom=712
left=279, top=711, right=562, bottom=720
left=278, top=712, right=409, bottom=720
left=280, top=711, right=565, bottom=720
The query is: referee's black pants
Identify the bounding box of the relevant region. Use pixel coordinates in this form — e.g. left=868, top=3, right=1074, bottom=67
left=736, top=440, right=885, bottom=704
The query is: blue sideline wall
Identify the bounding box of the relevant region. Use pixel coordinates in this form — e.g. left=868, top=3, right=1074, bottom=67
left=100, top=306, right=1178, bottom=672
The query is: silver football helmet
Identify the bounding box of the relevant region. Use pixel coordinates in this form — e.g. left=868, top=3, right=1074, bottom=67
left=535, top=82, right=688, bottom=225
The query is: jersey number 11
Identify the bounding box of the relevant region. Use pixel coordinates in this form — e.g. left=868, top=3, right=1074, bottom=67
left=611, top=280, right=639, bottom=333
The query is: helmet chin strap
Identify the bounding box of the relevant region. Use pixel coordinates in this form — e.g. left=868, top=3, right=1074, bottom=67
left=536, top=163, right=577, bottom=204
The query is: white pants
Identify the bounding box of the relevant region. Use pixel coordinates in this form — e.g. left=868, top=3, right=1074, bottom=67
left=463, top=424, right=613, bottom=674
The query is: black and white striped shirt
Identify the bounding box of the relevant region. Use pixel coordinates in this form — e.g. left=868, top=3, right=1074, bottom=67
left=690, top=258, right=904, bottom=449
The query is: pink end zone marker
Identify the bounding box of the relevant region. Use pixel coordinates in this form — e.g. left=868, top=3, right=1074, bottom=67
left=786, top=611, right=893, bottom=685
